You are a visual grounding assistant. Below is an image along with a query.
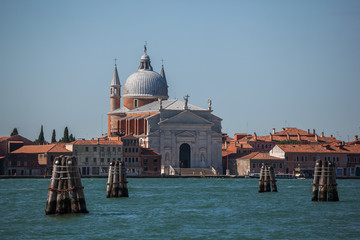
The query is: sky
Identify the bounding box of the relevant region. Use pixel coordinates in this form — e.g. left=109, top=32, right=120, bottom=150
left=0, top=0, right=359, bottom=142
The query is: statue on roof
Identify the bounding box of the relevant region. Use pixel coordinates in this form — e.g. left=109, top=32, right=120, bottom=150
left=183, top=94, right=189, bottom=110
left=208, top=99, right=212, bottom=111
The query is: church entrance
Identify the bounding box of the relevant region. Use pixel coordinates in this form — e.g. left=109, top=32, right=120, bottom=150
left=179, top=143, right=191, bottom=168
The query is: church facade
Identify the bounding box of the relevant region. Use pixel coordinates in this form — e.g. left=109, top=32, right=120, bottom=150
left=107, top=46, right=223, bottom=174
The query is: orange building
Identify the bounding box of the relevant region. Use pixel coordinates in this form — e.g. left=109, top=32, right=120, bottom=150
left=236, top=127, right=340, bottom=153
left=9, top=143, right=70, bottom=176
left=0, top=134, right=35, bottom=175
left=270, top=142, right=360, bottom=177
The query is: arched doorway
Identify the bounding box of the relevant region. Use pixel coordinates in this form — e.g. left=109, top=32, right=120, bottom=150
left=179, top=143, right=191, bottom=168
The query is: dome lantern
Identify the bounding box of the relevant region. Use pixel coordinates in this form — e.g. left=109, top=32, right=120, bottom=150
left=123, top=46, right=168, bottom=104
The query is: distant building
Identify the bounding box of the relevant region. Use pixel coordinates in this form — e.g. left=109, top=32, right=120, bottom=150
left=64, top=136, right=161, bottom=176
left=9, top=143, right=70, bottom=176
left=141, top=147, right=161, bottom=176
left=235, top=152, right=284, bottom=176
left=107, top=46, right=223, bottom=175
left=222, top=133, right=253, bottom=156
left=66, top=139, right=123, bottom=176
left=237, top=127, right=340, bottom=153
left=0, top=134, right=35, bottom=175
left=270, top=142, right=360, bottom=177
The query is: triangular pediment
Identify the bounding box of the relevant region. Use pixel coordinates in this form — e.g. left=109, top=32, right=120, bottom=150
left=175, top=130, right=196, bottom=137
left=159, top=110, right=213, bottom=126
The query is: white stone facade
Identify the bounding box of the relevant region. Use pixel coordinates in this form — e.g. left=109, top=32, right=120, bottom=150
left=141, top=109, right=223, bottom=174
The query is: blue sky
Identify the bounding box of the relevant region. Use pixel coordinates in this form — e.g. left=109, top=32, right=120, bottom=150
left=1, top=0, right=359, bottom=142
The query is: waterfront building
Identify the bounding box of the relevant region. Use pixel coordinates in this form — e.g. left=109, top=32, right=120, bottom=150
left=0, top=134, right=35, bottom=175
left=235, top=127, right=341, bottom=153
left=9, top=143, right=70, bottom=176
left=269, top=142, right=360, bottom=177
left=107, top=46, right=223, bottom=175
left=235, top=152, right=284, bottom=176
left=140, top=147, right=161, bottom=176
left=65, top=139, right=123, bottom=176
left=122, top=134, right=161, bottom=176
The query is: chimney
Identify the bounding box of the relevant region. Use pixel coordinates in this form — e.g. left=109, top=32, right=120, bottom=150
left=307, top=129, right=310, bottom=134
left=313, top=129, right=316, bottom=135
left=282, top=128, right=285, bottom=131
left=286, top=133, right=290, bottom=140
left=355, top=135, right=359, bottom=141
left=272, top=128, right=276, bottom=134
left=320, top=132, right=324, bottom=137
left=97, top=138, right=100, bottom=145
left=315, top=134, right=318, bottom=142
left=297, top=133, right=301, bottom=141
left=253, top=132, right=257, bottom=141
left=342, top=141, right=345, bottom=146
left=330, top=134, right=333, bottom=138
left=225, top=141, right=228, bottom=150
left=269, top=133, right=273, bottom=141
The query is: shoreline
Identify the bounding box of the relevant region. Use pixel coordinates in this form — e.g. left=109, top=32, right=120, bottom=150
left=0, top=175, right=359, bottom=179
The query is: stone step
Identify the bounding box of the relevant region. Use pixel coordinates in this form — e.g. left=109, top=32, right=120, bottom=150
left=172, top=168, right=216, bottom=176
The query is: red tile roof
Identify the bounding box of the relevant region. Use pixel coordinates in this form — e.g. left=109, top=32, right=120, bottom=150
left=237, top=152, right=283, bottom=160
left=0, top=137, right=11, bottom=142
left=277, top=143, right=360, bottom=154
left=48, top=143, right=71, bottom=153
left=71, top=139, right=123, bottom=145
left=274, top=127, right=309, bottom=136
left=239, top=127, right=340, bottom=144
left=141, top=148, right=161, bottom=156
left=11, top=143, right=71, bottom=154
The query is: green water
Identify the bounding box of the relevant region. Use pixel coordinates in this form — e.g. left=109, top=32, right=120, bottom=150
left=0, top=178, right=359, bottom=240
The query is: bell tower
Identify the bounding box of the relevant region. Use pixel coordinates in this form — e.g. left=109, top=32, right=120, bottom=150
left=110, top=62, right=121, bottom=111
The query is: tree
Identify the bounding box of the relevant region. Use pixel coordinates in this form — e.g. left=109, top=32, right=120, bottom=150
left=51, top=129, right=56, bottom=143
left=35, top=125, right=45, bottom=145
left=69, top=134, right=75, bottom=142
left=62, top=127, right=70, bottom=143
left=10, top=128, right=18, bottom=136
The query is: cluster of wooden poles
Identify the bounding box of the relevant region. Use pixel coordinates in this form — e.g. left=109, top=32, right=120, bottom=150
left=258, top=164, right=277, bottom=193
left=45, top=156, right=88, bottom=215
left=106, top=160, right=129, bottom=198
left=45, top=157, right=340, bottom=214
left=312, top=160, right=339, bottom=201
left=46, top=157, right=129, bottom=215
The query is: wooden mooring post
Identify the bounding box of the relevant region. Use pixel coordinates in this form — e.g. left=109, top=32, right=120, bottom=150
left=106, top=160, right=129, bottom=198
left=312, top=159, right=339, bottom=201
left=45, top=156, right=88, bottom=215
left=258, top=164, right=277, bottom=193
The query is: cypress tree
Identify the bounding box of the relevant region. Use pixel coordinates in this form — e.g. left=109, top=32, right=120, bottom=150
left=51, top=129, right=57, bottom=143
left=10, top=128, right=18, bottom=136
left=36, top=125, right=45, bottom=145
left=62, top=127, right=70, bottom=143
left=69, top=134, right=75, bottom=142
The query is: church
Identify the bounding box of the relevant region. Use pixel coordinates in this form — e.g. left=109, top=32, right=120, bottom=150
left=107, top=46, right=223, bottom=175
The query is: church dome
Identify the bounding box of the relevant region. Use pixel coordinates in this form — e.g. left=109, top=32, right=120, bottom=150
left=123, top=46, right=168, bottom=99
left=123, top=71, right=168, bottom=98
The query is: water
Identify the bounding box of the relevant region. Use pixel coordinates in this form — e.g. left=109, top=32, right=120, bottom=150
left=0, top=178, right=359, bottom=240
